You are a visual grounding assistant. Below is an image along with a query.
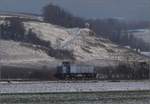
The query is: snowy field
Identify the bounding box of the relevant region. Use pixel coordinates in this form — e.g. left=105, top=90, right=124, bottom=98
left=129, top=29, right=150, bottom=44
left=0, top=81, right=150, bottom=94
left=1, top=91, right=150, bottom=104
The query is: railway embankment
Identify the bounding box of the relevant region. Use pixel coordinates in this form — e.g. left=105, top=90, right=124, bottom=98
left=0, top=80, right=150, bottom=94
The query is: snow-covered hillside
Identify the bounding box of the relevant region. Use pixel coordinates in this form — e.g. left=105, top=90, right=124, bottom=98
left=0, top=40, right=56, bottom=68
left=24, top=22, right=70, bottom=47
left=0, top=15, right=149, bottom=67
left=0, top=11, right=43, bottom=21
left=24, top=21, right=148, bottom=63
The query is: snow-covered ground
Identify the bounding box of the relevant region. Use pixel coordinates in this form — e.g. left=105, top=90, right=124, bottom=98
left=0, top=15, right=149, bottom=66
left=129, top=29, right=150, bottom=44
left=141, top=52, right=150, bottom=57
left=23, top=21, right=148, bottom=62
left=24, top=21, right=70, bottom=48
left=0, top=12, right=43, bottom=21
left=0, top=40, right=56, bottom=66
left=0, top=81, right=150, bottom=94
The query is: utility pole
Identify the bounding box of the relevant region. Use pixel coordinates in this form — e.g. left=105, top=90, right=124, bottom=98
left=0, top=40, right=1, bottom=80
left=0, top=64, right=2, bottom=81
left=0, top=58, right=2, bottom=80
left=0, top=37, right=1, bottom=80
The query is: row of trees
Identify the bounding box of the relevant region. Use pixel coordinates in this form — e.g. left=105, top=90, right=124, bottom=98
left=43, top=3, right=85, bottom=28
left=0, top=18, right=25, bottom=41
left=96, top=62, right=149, bottom=80
left=42, top=3, right=150, bottom=51
left=89, top=19, right=150, bottom=51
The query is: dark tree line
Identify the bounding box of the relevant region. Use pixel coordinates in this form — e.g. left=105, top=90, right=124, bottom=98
left=1, top=65, right=56, bottom=80
left=126, top=20, right=150, bottom=30
left=43, top=3, right=150, bottom=51
left=96, top=62, right=149, bottom=80
left=116, top=62, right=149, bottom=79
left=43, top=3, right=85, bottom=28
left=0, top=17, right=25, bottom=41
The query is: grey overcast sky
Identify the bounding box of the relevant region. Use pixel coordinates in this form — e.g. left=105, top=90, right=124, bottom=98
left=0, top=0, right=150, bottom=21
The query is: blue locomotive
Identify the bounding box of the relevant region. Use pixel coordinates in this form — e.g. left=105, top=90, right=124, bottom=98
left=56, top=61, right=97, bottom=79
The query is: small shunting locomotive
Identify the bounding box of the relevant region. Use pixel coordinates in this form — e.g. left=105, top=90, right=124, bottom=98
left=56, top=61, right=97, bottom=79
